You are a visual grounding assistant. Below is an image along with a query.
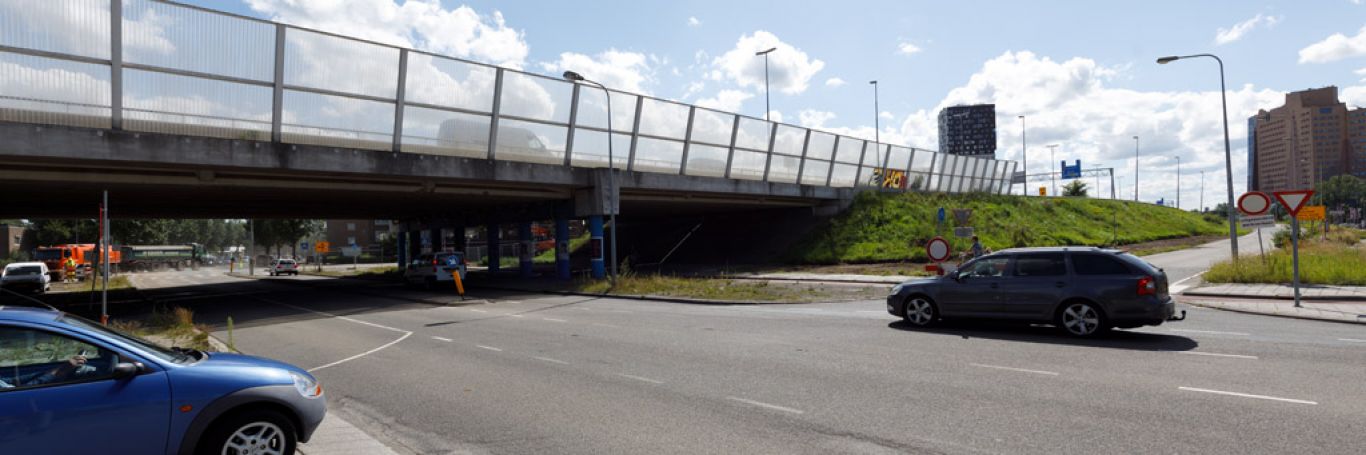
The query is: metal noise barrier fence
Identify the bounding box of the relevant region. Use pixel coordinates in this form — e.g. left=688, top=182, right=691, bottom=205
left=0, top=0, right=1019, bottom=194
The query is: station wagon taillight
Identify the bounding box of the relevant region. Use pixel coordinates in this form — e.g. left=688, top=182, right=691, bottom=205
left=1137, top=276, right=1157, bottom=296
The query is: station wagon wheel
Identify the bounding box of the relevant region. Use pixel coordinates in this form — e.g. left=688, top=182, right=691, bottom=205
left=1059, top=302, right=1105, bottom=337
left=902, top=296, right=937, bottom=327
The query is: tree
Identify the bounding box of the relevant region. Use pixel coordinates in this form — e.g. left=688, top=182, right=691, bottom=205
left=30, top=219, right=98, bottom=246
left=1312, top=175, right=1364, bottom=209
left=1062, top=179, right=1089, bottom=197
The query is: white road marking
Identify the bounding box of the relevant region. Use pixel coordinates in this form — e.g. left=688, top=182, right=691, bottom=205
left=468, top=309, right=488, bottom=313
left=616, top=373, right=665, bottom=384
left=970, top=363, right=1060, bottom=376
left=591, top=322, right=622, bottom=329
left=532, top=356, right=569, bottom=365
left=255, top=297, right=415, bottom=373
left=309, top=332, right=412, bottom=373
left=509, top=314, right=525, bottom=318
left=1177, top=387, right=1317, bottom=405
left=542, top=318, right=567, bottom=323
left=476, top=345, right=503, bottom=352
left=431, top=336, right=453, bottom=342
left=726, top=397, right=805, bottom=414
left=1338, top=338, right=1366, bottom=343
left=1168, top=272, right=1205, bottom=293
left=1171, top=329, right=1251, bottom=336
left=1177, top=351, right=1258, bottom=360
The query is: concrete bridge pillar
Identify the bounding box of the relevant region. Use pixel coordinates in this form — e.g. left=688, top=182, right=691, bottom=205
left=555, top=217, right=571, bottom=280
left=487, top=224, right=501, bottom=273
left=519, top=222, right=534, bottom=278
left=589, top=215, right=605, bottom=279
left=396, top=230, right=407, bottom=268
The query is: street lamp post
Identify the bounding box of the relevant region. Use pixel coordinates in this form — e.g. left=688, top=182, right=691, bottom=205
left=1158, top=53, right=1238, bottom=258
left=1047, top=144, right=1059, bottom=196
left=1132, top=136, right=1139, bottom=201
left=563, top=70, right=619, bottom=283
left=1019, top=115, right=1027, bottom=195
left=870, top=80, right=885, bottom=175
left=756, top=47, right=777, bottom=121
left=1200, top=170, right=1206, bottom=212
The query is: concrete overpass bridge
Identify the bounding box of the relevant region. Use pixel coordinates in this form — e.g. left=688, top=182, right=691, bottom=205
left=0, top=0, right=1019, bottom=278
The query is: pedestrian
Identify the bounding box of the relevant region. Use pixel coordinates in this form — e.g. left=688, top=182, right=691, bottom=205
left=63, top=256, right=77, bottom=283
left=968, top=235, right=984, bottom=260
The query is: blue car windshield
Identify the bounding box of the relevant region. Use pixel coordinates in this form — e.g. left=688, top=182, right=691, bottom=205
left=59, top=314, right=192, bottom=364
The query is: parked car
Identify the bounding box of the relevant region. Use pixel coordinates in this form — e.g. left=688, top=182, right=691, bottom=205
left=403, top=252, right=467, bottom=288
left=269, top=258, right=299, bottom=276
left=1, top=262, right=51, bottom=294
left=0, top=306, right=325, bottom=454
left=887, top=247, right=1180, bottom=337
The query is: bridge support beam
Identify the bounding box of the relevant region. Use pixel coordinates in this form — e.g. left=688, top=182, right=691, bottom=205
left=487, top=223, right=501, bottom=273
left=589, top=215, right=605, bottom=279
left=555, top=216, right=571, bottom=280
left=519, top=222, right=534, bottom=278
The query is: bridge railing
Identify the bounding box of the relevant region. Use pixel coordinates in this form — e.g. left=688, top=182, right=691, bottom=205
left=0, top=0, right=1018, bottom=194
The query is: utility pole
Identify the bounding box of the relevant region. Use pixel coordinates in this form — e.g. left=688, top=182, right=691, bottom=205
left=756, top=47, right=777, bottom=121
left=1046, top=144, right=1059, bottom=196
left=1200, top=170, right=1206, bottom=212
left=1133, top=135, right=1140, bottom=201
left=1019, top=115, right=1027, bottom=195
left=1175, top=156, right=1181, bottom=209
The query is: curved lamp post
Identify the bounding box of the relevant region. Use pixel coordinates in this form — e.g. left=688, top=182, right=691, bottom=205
left=562, top=70, right=618, bottom=283
left=1157, top=54, right=1238, bottom=258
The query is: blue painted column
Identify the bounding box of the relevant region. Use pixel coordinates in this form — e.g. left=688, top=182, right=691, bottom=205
left=519, top=222, right=534, bottom=278
left=555, top=217, right=571, bottom=280
left=588, top=215, right=605, bottom=279
left=487, top=224, right=501, bottom=273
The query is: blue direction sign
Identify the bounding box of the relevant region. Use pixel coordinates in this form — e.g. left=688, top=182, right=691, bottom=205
left=299, top=241, right=309, bottom=251
left=937, top=207, right=946, bottom=224
left=1061, top=160, right=1082, bottom=179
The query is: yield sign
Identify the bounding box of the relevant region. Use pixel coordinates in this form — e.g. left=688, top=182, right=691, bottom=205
left=1272, top=190, right=1315, bottom=216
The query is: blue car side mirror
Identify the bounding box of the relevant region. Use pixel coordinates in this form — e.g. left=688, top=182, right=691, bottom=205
left=112, top=362, right=143, bottom=379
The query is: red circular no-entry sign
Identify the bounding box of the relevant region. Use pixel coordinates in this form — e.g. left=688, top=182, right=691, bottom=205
left=1237, top=192, right=1271, bottom=216
left=926, top=236, right=951, bottom=263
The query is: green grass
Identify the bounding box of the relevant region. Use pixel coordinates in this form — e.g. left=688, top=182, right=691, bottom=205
left=791, top=192, right=1235, bottom=264
left=533, top=232, right=591, bottom=264
left=1204, top=232, right=1366, bottom=286
left=110, top=306, right=216, bottom=352
left=304, top=265, right=400, bottom=279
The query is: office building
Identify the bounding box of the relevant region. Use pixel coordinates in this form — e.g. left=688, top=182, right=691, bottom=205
left=938, top=104, right=997, bottom=157
left=1249, top=86, right=1366, bottom=193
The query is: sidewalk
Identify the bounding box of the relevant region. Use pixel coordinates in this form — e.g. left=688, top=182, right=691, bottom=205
left=1183, top=282, right=1366, bottom=301
left=1178, top=295, right=1366, bottom=325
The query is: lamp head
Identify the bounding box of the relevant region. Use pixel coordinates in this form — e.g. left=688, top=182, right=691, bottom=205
left=755, top=47, right=777, bottom=56
left=562, top=71, right=585, bottom=82
left=1156, top=56, right=1180, bottom=64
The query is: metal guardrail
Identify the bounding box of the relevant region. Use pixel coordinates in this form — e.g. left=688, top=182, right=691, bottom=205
left=0, top=0, right=1018, bottom=194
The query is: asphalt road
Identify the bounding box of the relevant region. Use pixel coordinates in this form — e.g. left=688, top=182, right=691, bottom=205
left=120, top=235, right=1363, bottom=455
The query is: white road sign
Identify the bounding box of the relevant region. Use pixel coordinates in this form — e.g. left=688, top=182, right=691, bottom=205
left=1240, top=215, right=1275, bottom=229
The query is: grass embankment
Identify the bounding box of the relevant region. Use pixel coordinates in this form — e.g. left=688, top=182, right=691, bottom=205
left=305, top=265, right=400, bottom=279
left=110, top=307, right=217, bottom=352
left=1204, top=229, right=1366, bottom=286
left=576, top=274, right=883, bottom=302
left=791, top=192, right=1234, bottom=264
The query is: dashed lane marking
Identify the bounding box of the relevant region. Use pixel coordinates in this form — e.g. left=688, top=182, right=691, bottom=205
left=431, top=336, right=453, bottom=342
left=726, top=397, right=805, bottom=414
left=616, top=373, right=665, bottom=384
left=1171, top=329, right=1251, bottom=336
left=1178, top=387, right=1317, bottom=405
left=476, top=345, right=503, bottom=352
left=970, top=363, right=1060, bottom=376
left=532, top=356, right=569, bottom=365
left=542, top=318, right=567, bottom=323
left=1338, top=338, right=1366, bottom=343
left=1177, top=351, right=1258, bottom=360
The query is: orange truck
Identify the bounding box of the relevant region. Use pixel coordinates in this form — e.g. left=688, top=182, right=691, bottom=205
left=32, top=244, right=122, bottom=279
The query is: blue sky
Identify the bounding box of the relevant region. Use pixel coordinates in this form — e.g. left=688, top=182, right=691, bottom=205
left=172, top=1, right=1366, bottom=203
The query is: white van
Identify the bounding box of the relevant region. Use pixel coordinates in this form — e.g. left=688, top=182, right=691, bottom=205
left=1, top=262, right=52, bottom=294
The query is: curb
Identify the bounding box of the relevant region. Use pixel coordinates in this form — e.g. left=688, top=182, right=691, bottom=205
left=716, top=275, right=907, bottom=286
left=1181, top=299, right=1366, bottom=325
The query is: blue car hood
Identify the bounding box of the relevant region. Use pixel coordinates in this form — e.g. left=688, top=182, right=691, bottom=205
left=196, top=352, right=311, bottom=378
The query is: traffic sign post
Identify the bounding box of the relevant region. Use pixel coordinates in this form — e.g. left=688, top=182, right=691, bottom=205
left=1272, top=190, right=1315, bottom=308
left=926, top=236, right=951, bottom=275
left=1238, top=192, right=1274, bottom=259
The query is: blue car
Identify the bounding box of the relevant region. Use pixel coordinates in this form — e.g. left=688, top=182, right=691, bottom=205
left=0, top=306, right=325, bottom=454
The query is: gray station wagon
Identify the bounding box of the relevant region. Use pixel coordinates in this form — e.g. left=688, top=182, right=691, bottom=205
left=887, top=247, right=1181, bottom=337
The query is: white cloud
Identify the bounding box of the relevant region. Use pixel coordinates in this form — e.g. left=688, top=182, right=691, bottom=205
left=798, top=109, right=837, bottom=128
left=246, top=0, right=529, bottom=68
left=767, top=110, right=784, bottom=123
left=539, top=50, right=657, bottom=94
left=825, top=77, right=846, bottom=87
left=897, top=42, right=922, bottom=56
left=1298, top=25, right=1366, bottom=64
left=879, top=111, right=895, bottom=120
left=886, top=51, right=1282, bottom=201
left=710, top=31, right=825, bottom=95
left=1214, top=14, right=1281, bottom=46
left=695, top=89, right=753, bottom=112
left=687, top=16, right=701, bottom=27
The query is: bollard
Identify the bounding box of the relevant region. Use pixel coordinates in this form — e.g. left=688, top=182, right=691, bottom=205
left=452, top=269, right=465, bottom=298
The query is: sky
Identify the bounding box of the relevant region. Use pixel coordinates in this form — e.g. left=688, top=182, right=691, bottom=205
left=57, top=1, right=1366, bottom=207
